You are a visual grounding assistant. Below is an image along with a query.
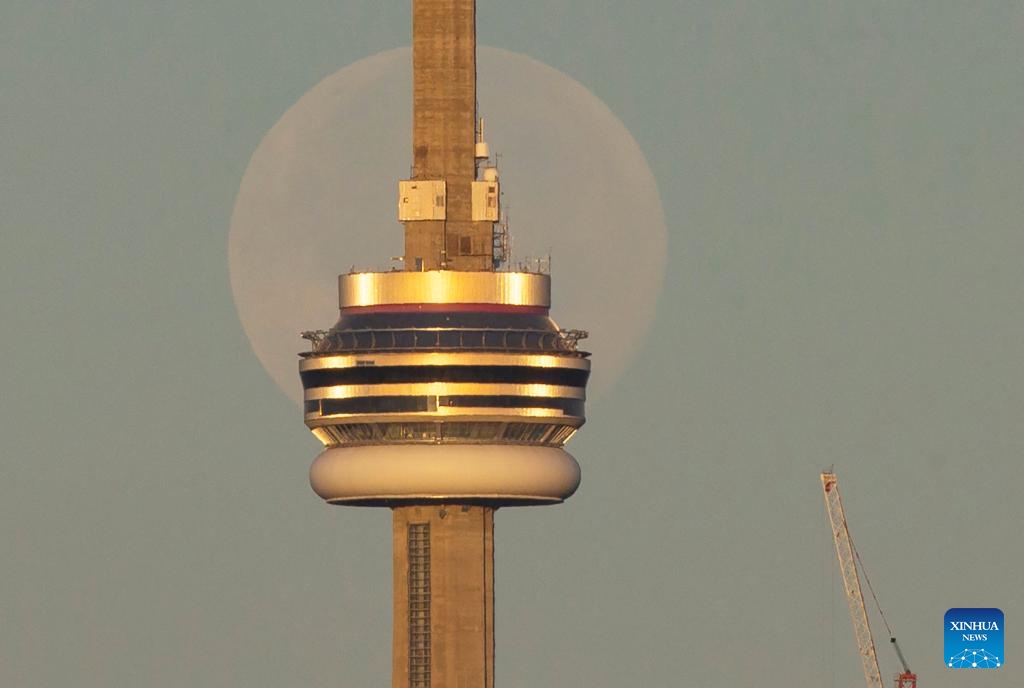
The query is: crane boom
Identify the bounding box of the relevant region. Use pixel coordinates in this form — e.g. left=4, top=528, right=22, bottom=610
left=821, top=472, right=884, bottom=688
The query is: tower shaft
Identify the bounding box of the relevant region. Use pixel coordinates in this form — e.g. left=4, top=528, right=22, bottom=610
left=301, top=3, right=590, bottom=687
left=393, top=505, right=494, bottom=688
left=412, top=0, right=476, bottom=184
left=405, top=0, right=493, bottom=271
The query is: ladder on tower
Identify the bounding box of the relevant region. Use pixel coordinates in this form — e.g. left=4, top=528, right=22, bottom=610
left=407, top=523, right=432, bottom=688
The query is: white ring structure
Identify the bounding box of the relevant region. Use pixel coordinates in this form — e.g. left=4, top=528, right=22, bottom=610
left=310, top=444, right=581, bottom=504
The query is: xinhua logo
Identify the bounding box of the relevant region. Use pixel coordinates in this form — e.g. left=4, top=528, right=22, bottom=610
left=945, top=608, right=1003, bottom=668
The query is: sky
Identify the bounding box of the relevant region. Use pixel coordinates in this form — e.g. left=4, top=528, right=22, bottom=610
left=2, top=2, right=1022, bottom=687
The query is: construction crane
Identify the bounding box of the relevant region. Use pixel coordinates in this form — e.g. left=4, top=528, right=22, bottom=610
left=820, top=471, right=918, bottom=688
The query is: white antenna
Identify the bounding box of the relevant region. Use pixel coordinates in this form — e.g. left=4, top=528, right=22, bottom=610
left=475, top=116, right=490, bottom=160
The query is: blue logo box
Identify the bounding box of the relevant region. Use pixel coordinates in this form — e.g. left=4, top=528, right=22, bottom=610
left=945, top=608, right=1003, bottom=668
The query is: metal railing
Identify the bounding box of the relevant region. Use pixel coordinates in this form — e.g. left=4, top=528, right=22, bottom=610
left=301, top=327, right=588, bottom=354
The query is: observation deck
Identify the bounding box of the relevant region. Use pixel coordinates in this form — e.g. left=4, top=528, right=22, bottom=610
left=300, top=270, right=589, bottom=505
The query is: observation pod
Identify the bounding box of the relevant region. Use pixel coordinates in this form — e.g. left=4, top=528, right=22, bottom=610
left=300, top=270, right=590, bottom=505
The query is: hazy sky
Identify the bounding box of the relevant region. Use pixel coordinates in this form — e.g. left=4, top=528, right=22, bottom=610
left=2, top=2, right=1022, bottom=687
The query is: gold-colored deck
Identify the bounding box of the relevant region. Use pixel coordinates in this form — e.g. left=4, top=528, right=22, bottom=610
left=339, top=271, right=550, bottom=308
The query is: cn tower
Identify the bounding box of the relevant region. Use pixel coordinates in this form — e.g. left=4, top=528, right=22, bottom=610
left=298, top=1, right=590, bottom=686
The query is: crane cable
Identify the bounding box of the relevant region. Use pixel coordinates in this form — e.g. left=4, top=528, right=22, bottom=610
left=850, top=536, right=894, bottom=638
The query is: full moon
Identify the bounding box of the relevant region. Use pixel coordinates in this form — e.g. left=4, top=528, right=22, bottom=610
left=229, top=47, right=666, bottom=403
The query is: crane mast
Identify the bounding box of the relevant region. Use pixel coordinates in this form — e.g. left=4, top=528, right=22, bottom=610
left=821, top=472, right=884, bottom=688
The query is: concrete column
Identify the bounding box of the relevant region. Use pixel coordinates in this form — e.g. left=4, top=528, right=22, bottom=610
left=405, top=0, right=493, bottom=271
left=393, top=505, right=495, bottom=688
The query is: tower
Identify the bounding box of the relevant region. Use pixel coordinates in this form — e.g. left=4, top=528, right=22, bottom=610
left=299, top=2, right=590, bottom=686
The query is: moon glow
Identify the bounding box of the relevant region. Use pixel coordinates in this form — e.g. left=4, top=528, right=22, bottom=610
left=229, top=47, right=667, bottom=403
